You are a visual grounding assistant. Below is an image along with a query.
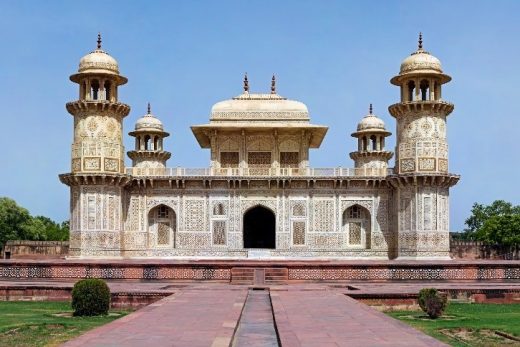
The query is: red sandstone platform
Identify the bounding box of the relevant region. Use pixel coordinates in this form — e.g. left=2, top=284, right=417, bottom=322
left=1, top=259, right=519, bottom=282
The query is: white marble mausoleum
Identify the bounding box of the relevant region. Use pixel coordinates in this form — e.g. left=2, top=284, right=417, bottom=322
left=60, top=34, right=459, bottom=259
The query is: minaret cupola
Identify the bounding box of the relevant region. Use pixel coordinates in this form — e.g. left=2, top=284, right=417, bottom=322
left=127, top=103, right=171, bottom=168
left=349, top=104, right=393, bottom=170
left=70, top=33, right=128, bottom=102
left=389, top=33, right=455, bottom=174
left=65, top=34, right=130, bottom=174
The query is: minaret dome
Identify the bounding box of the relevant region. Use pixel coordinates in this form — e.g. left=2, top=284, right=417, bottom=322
left=349, top=104, right=393, bottom=170
left=128, top=103, right=171, bottom=168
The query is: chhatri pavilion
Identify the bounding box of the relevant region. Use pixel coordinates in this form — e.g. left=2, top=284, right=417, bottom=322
left=60, top=34, right=459, bottom=259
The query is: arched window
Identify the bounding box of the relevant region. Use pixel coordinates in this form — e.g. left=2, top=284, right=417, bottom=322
left=91, top=79, right=100, bottom=100
left=342, top=205, right=371, bottom=248
left=144, top=135, right=151, bottom=150
left=292, top=204, right=306, bottom=217
left=407, top=80, right=416, bottom=101
left=213, top=203, right=225, bottom=216
left=154, top=136, right=159, bottom=151
left=370, top=135, right=377, bottom=151
left=362, top=136, right=367, bottom=151
left=104, top=81, right=111, bottom=101
left=420, top=79, right=429, bottom=101
left=148, top=205, right=176, bottom=247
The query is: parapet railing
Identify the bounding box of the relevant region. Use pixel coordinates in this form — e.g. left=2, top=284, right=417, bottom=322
left=126, top=167, right=393, bottom=177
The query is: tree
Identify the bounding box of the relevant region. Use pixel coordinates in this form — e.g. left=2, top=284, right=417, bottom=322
left=475, top=214, right=520, bottom=246
left=0, top=197, right=69, bottom=247
left=465, top=200, right=520, bottom=233
left=463, top=200, right=520, bottom=259
left=0, top=197, right=31, bottom=248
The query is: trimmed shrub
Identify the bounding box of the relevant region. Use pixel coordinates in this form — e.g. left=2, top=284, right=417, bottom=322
left=71, top=279, right=110, bottom=316
left=418, top=288, right=447, bottom=319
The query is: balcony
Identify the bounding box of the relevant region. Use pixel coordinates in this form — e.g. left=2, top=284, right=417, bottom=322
left=126, top=167, right=393, bottom=178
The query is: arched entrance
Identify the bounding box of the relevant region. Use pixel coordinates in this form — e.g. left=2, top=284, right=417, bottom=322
left=243, top=206, right=275, bottom=249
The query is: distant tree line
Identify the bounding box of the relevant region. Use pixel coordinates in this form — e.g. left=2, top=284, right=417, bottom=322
left=453, top=200, right=520, bottom=257
left=0, top=197, right=69, bottom=248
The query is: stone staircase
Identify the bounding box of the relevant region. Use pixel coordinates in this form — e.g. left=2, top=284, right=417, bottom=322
left=231, top=267, right=288, bottom=285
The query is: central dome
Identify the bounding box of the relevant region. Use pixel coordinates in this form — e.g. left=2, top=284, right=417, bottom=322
left=210, top=92, right=309, bottom=121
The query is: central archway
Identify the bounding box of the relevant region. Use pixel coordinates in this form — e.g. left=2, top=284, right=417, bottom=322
left=243, top=206, right=275, bottom=249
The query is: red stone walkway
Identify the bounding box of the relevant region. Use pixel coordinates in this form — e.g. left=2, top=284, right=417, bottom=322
left=62, top=284, right=448, bottom=347
left=63, top=287, right=247, bottom=347
left=271, top=289, right=447, bottom=347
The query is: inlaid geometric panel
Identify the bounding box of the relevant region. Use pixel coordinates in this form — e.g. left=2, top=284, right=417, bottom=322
left=292, top=221, right=306, bottom=245
left=348, top=222, right=362, bottom=245
left=313, top=200, right=334, bottom=232
left=185, top=199, right=205, bottom=231
left=157, top=222, right=170, bottom=245
left=212, top=221, right=226, bottom=245
left=87, top=196, right=96, bottom=229
left=220, top=152, right=239, bottom=168
left=247, top=152, right=271, bottom=167
left=292, top=202, right=306, bottom=217
left=423, top=196, right=432, bottom=230
left=280, top=152, right=299, bottom=168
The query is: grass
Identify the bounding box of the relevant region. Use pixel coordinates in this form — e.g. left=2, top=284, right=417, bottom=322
left=0, top=301, right=129, bottom=347
left=387, top=303, right=520, bottom=347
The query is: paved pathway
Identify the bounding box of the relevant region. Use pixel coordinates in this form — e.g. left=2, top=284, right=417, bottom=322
left=271, top=289, right=447, bottom=347
left=62, top=284, right=449, bottom=347
left=63, top=288, right=247, bottom=347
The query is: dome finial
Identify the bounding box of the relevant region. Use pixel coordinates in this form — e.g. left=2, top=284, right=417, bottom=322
left=147, top=102, right=151, bottom=114
left=243, top=73, right=249, bottom=92
left=97, top=32, right=102, bottom=49
left=418, top=32, right=423, bottom=50
left=369, top=103, right=373, bottom=114
left=271, top=74, right=276, bottom=94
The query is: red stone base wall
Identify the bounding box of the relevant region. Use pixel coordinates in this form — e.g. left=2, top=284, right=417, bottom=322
left=0, top=260, right=519, bottom=282
left=0, top=286, right=167, bottom=309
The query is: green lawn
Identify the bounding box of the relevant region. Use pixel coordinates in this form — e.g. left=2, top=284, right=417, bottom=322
left=0, top=301, right=129, bottom=347
left=387, top=303, right=520, bottom=347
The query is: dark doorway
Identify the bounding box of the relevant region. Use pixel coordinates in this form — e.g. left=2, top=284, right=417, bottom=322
left=243, top=206, right=276, bottom=249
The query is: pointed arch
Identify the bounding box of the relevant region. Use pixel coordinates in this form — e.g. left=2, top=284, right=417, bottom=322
left=243, top=205, right=276, bottom=249
left=342, top=204, right=371, bottom=249
left=148, top=204, right=177, bottom=247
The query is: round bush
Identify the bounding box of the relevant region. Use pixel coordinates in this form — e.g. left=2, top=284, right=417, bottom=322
left=418, top=288, right=447, bottom=319
left=71, top=279, right=111, bottom=316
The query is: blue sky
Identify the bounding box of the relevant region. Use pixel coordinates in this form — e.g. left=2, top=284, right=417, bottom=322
left=0, top=0, right=519, bottom=231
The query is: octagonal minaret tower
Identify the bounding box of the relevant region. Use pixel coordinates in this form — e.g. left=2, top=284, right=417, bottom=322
left=128, top=103, right=171, bottom=169
left=349, top=104, right=393, bottom=174
left=60, top=34, right=131, bottom=258
left=388, top=34, right=459, bottom=259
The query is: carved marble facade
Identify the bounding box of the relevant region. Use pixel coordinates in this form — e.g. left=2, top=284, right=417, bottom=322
left=60, top=34, right=459, bottom=260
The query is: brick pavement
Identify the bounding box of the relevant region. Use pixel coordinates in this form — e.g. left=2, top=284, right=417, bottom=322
left=270, top=289, right=447, bottom=347
left=60, top=284, right=452, bottom=347
left=63, top=288, right=247, bottom=347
